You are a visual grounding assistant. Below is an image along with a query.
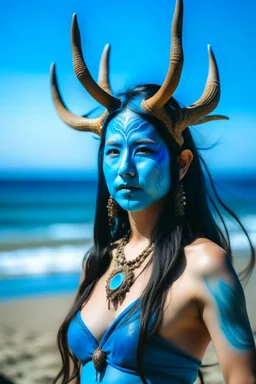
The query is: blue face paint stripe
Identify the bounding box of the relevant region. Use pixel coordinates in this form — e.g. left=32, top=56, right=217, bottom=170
left=154, top=147, right=170, bottom=189
left=113, top=116, right=149, bottom=143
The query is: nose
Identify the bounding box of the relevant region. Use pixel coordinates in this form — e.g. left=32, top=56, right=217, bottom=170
left=118, top=151, right=136, bottom=178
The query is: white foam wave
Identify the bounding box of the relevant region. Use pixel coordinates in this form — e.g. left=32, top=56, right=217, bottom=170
left=230, top=232, right=256, bottom=251
left=0, top=244, right=92, bottom=277
left=0, top=223, right=94, bottom=246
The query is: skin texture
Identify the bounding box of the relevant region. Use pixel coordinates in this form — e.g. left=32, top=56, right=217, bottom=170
left=103, top=109, right=171, bottom=211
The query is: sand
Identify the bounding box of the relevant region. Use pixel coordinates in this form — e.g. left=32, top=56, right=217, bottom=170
left=0, top=295, right=74, bottom=384
left=0, top=255, right=255, bottom=384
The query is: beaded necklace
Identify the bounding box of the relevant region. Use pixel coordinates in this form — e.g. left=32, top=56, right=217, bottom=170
left=105, top=235, right=154, bottom=305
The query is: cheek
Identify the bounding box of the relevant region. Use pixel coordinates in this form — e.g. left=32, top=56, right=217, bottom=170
left=141, top=149, right=170, bottom=181
left=139, top=150, right=171, bottom=196
left=156, top=149, right=171, bottom=186
left=103, top=160, right=114, bottom=185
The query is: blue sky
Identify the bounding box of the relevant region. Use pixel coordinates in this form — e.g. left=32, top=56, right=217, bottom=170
left=1, top=0, right=255, bottom=178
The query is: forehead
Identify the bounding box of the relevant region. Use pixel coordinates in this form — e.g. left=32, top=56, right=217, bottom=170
left=105, top=110, right=161, bottom=143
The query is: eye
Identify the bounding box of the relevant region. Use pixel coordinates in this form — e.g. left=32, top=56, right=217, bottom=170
left=106, top=149, right=120, bottom=156
left=135, top=147, right=154, bottom=154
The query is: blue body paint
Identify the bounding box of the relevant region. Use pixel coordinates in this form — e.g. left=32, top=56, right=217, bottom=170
left=103, top=110, right=171, bottom=211
left=204, top=264, right=255, bottom=351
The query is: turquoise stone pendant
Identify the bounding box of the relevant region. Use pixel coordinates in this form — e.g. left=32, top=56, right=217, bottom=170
left=109, top=272, right=125, bottom=290
left=105, top=266, right=134, bottom=304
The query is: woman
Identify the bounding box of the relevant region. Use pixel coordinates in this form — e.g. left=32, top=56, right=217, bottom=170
left=51, top=1, right=256, bottom=383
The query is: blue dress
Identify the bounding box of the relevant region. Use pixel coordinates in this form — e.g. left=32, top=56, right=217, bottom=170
left=67, top=298, right=202, bottom=383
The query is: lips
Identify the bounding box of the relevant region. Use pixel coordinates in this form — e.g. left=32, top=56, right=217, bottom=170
left=117, top=185, right=141, bottom=190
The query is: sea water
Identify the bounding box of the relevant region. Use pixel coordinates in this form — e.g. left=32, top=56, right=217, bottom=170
left=0, top=176, right=255, bottom=300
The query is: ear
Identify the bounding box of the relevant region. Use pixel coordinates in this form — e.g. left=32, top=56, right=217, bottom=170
left=178, top=149, right=193, bottom=180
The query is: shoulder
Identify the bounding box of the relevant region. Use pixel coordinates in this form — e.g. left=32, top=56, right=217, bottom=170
left=184, top=237, right=232, bottom=280
left=184, top=238, right=244, bottom=308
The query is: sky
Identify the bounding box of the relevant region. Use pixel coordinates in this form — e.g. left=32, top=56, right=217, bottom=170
left=0, top=0, right=255, bottom=179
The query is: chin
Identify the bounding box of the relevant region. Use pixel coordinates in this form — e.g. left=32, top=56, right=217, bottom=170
left=116, top=197, right=156, bottom=212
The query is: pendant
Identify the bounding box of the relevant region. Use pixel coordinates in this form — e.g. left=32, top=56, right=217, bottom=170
left=92, top=346, right=107, bottom=381
left=105, top=266, right=134, bottom=304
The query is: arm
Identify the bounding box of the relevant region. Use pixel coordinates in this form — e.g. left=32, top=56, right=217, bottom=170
left=194, top=243, right=256, bottom=383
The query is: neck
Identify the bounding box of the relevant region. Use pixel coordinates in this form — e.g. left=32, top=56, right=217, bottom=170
left=127, top=197, right=166, bottom=245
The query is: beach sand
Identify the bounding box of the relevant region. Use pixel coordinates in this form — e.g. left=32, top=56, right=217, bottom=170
left=0, top=254, right=255, bottom=384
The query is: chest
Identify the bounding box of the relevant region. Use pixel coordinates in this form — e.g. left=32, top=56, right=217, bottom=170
left=80, top=258, right=199, bottom=345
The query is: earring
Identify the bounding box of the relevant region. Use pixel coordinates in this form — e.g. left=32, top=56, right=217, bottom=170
left=106, top=196, right=119, bottom=227
left=174, top=182, right=186, bottom=217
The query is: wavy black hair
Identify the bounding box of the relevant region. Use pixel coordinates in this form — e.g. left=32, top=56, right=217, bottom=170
left=52, top=84, right=255, bottom=384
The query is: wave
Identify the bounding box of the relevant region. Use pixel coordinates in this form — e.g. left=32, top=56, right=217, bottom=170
left=0, top=223, right=93, bottom=250
left=0, top=229, right=255, bottom=278
left=0, top=244, right=90, bottom=277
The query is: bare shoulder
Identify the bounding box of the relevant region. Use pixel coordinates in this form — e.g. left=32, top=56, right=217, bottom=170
left=184, top=237, right=243, bottom=309
left=184, top=237, right=230, bottom=279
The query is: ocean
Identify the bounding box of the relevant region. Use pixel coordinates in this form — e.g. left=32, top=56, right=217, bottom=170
left=0, top=176, right=255, bottom=300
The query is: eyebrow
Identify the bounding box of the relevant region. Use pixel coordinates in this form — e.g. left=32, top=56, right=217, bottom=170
left=105, top=139, right=157, bottom=146
left=134, top=139, right=157, bottom=144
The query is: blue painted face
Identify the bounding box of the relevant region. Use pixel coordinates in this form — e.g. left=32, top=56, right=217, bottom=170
left=103, top=110, right=171, bottom=211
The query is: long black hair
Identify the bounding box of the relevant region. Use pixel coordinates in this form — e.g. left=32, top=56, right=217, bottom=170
left=52, top=84, right=255, bottom=384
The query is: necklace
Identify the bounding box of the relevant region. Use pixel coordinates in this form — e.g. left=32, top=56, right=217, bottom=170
left=105, top=235, right=154, bottom=305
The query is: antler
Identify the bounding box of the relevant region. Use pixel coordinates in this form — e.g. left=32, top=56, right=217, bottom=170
left=179, top=46, right=221, bottom=128
left=71, top=14, right=119, bottom=110
left=141, top=0, right=183, bottom=112
left=50, top=64, right=108, bottom=135
left=141, top=0, right=228, bottom=146
left=98, top=44, right=112, bottom=95
left=191, top=115, right=229, bottom=126
left=51, top=2, right=228, bottom=144
left=50, top=14, right=119, bottom=136
left=173, top=45, right=229, bottom=144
